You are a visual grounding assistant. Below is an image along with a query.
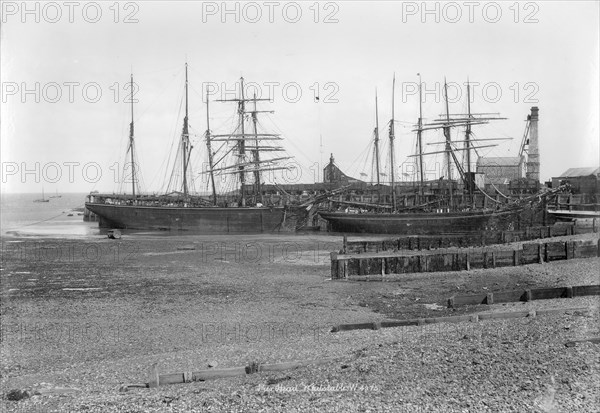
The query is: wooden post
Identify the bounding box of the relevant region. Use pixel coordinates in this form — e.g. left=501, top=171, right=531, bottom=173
left=565, top=241, right=573, bottom=260
left=512, top=249, right=518, bottom=266
left=486, top=293, right=494, bottom=305
left=483, top=251, right=488, bottom=269
left=330, top=252, right=338, bottom=279
left=342, top=235, right=347, bottom=254
left=466, top=252, right=471, bottom=271
left=544, top=242, right=548, bottom=262
left=491, top=252, right=497, bottom=268
left=538, top=244, right=544, bottom=263
left=148, top=363, right=160, bottom=388
left=525, top=289, right=532, bottom=302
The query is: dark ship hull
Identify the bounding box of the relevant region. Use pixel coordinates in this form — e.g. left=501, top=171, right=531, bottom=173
left=84, top=202, right=289, bottom=233
left=319, top=209, right=518, bottom=235
left=547, top=209, right=600, bottom=221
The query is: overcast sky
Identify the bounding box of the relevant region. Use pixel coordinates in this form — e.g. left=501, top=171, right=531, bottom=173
left=1, top=0, right=598, bottom=193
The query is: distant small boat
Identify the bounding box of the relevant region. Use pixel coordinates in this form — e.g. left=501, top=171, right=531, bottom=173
left=50, top=189, right=62, bottom=199
left=33, top=188, right=49, bottom=203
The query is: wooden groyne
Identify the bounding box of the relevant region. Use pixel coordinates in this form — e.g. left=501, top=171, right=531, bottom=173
left=342, top=221, right=598, bottom=254
left=330, top=306, right=594, bottom=334
left=448, top=285, right=600, bottom=308
left=330, top=237, right=600, bottom=280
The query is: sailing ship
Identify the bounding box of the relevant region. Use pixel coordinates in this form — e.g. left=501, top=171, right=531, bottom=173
left=318, top=76, right=556, bottom=235
left=85, top=66, right=309, bottom=232
left=49, top=189, right=62, bottom=199
left=33, top=187, right=49, bottom=203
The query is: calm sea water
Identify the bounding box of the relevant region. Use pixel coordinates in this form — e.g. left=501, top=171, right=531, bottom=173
left=0, top=193, right=100, bottom=238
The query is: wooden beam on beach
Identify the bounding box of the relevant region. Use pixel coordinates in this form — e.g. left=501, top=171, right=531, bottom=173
left=448, top=284, right=600, bottom=308
left=140, top=358, right=337, bottom=388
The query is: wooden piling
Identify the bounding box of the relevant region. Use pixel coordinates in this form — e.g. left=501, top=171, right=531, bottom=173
left=148, top=363, right=160, bottom=388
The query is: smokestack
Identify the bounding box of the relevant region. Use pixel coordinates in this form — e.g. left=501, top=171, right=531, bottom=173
left=526, top=106, right=540, bottom=182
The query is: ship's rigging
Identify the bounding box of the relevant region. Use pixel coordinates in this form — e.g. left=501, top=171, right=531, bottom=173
left=337, top=75, right=515, bottom=213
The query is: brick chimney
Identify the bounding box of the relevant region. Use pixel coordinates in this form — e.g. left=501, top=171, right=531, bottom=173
left=526, top=106, right=540, bottom=182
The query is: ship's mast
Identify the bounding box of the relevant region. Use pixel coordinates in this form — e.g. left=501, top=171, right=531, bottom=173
left=417, top=73, right=424, bottom=194
left=443, top=79, right=452, bottom=182
left=181, top=63, right=190, bottom=197
left=414, top=78, right=506, bottom=206
left=205, top=91, right=217, bottom=205
left=213, top=80, right=283, bottom=205
left=251, top=92, right=262, bottom=198
left=374, top=90, right=381, bottom=186
left=465, top=80, right=474, bottom=205
left=389, top=74, right=397, bottom=211
left=238, top=77, right=247, bottom=206
left=129, top=73, right=136, bottom=198
left=443, top=78, right=453, bottom=207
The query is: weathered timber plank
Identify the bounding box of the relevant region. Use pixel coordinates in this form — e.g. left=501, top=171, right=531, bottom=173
left=530, top=287, right=569, bottom=300
left=260, top=359, right=335, bottom=372
left=451, top=294, right=487, bottom=306
left=331, top=322, right=381, bottom=332
left=573, top=285, right=600, bottom=296
left=380, top=319, right=420, bottom=328
left=493, top=290, right=528, bottom=303
left=546, top=241, right=568, bottom=261
left=565, top=338, right=600, bottom=347
left=478, top=310, right=530, bottom=320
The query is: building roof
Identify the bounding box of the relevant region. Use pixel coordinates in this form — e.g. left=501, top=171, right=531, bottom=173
left=476, top=157, right=523, bottom=167
left=558, top=167, right=600, bottom=178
